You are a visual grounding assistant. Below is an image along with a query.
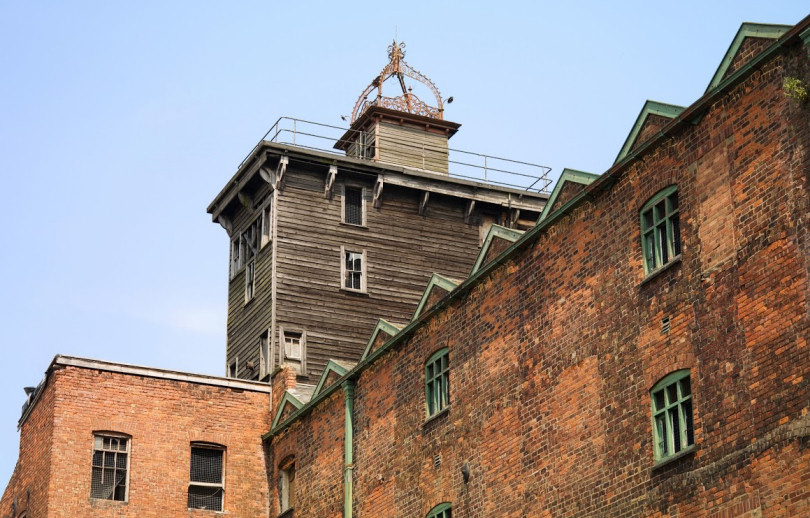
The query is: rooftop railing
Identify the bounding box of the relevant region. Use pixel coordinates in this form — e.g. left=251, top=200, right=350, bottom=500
left=239, top=117, right=552, bottom=194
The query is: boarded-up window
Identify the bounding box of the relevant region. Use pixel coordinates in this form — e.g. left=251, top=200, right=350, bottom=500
left=188, top=444, right=224, bottom=511
left=279, top=461, right=295, bottom=512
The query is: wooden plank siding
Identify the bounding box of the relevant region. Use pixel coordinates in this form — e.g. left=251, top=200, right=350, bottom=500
left=377, top=123, right=450, bottom=173
left=222, top=156, right=542, bottom=382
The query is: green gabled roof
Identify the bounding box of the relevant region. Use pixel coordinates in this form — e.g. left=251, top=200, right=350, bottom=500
left=360, top=319, right=403, bottom=361
left=470, top=225, right=525, bottom=275
left=411, top=273, right=459, bottom=323
left=615, top=101, right=685, bottom=164
left=706, top=22, right=791, bottom=93
left=271, top=391, right=305, bottom=430
left=312, top=359, right=355, bottom=397
left=537, top=169, right=600, bottom=223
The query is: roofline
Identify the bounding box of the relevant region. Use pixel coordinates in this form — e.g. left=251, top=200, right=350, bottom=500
left=207, top=141, right=548, bottom=221
left=51, top=355, right=273, bottom=393
left=263, top=14, right=810, bottom=440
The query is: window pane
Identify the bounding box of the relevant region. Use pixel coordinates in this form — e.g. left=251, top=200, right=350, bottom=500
left=683, top=399, right=694, bottom=446
left=190, top=448, right=223, bottom=484
left=668, top=192, right=678, bottom=212
left=658, top=223, right=669, bottom=264
left=671, top=215, right=681, bottom=256
left=642, top=209, right=654, bottom=230
left=666, top=384, right=678, bottom=405
left=653, top=389, right=665, bottom=411
left=654, top=201, right=666, bottom=222
left=188, top=485, right=223, bottom=512
left=669, top=408, right=682, bottom=452
left=655, top=414, right=668, bottom=456
left=679, top=376, right=691, bottom=397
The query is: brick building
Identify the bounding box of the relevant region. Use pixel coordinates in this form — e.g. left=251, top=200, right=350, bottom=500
left=3, top=15, right=810, bottom=518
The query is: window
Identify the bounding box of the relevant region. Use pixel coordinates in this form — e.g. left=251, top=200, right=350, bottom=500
left=341, top=247, right=367, bottom=292
left=280, top=328, right=306, bottom=375
left=259, top=330, right=272, bottom=380
left=244, top=260, right=255, bottom=302
left=188, top=444, right=225, bottom=511
left=640, top=186, right=681, bottom=274
left=651, top=370, right=694, bottom=462
left=279, top=461, right=295, bottom=513
left=342, top=186, right=365, bottom=226
left=425, top=348, right=450, bottom=417
left=229, top=217, right=261, bottom=291
left=91, top=434, right=129, bottom=501
left=228, top=358, right=238, bottom=378
left=427, top=503, right=452, bottom=518
left=260, top=199, right=273, bottom=248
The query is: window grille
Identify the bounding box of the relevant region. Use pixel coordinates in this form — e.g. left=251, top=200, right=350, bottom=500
left=90, top=434, right=129, bottom=501
left=188, top=445, right=224, bottom=511
left=344, top=187, right=363, bottom=225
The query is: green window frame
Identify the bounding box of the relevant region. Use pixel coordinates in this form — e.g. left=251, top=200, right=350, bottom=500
left=425, top=348, right=450, bottom=417
left=427, top=502, right=452, bottom=518
left=640, top=185, right=681, bottom=274
left=651, top=370, right=694, bottom=462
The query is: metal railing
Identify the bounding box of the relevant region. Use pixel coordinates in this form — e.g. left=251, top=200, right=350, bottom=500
left=238, top=117, right=552, bottom=194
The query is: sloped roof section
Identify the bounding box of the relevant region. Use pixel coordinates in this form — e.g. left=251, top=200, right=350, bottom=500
left=361, top=319, right=403, bottom=361
left=312, top=360, right=356, bottom=397
left=470, top=225, right=524, bottom=275
left=706, top=23, right=791, bottom=92
left=538, top=169, right=600, bottom=223
left=271, top=391, right=305, bottom=430
left=615, top=101, right=685, bottom=164
left=411, top=274, right=459, bottom=322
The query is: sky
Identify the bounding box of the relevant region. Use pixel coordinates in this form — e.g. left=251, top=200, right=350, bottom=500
left=0, top=0, right=806, bottom=488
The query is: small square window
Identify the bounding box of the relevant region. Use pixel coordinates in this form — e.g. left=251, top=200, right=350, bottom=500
left=188, top=444, right=225, bottom=512
left=425, top=348, right=450, bottom=417
left=343, top=186, right=365, bottom=226
left=651, top=370, right=695, bottom=462
left=91, top=434, right=129, bottom=501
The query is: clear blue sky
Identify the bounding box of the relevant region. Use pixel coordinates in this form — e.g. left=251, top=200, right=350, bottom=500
left=0, top=1, right=806, bottom=487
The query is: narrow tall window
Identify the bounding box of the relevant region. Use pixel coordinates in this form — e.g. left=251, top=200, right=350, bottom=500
left=91, top=434, right=129, bottom=501
left=425, top=348, right=450, bottom=417
left=640, top=186, right=681, bottom=274
left=343, top=186, right=364, bottom=225
left=228, top=358, right=238, bottom=378
left=188, top=444, right=225, bottom=511
left=280, top=328, right=306, bottom=375
left=230, top=238, right=242, bottom=279
left=260, top=199, right=273, bottom=248
left=651, top=370, right=694, bottom=462
left=259, top=330, right=272, bottom=380
left=427, top=502, right=452, bottom=518
left=279, top=461, right=295, bottom=513
left=244, top=260, right=255, bottom=302
left=342, top=248, right=366, bottom=292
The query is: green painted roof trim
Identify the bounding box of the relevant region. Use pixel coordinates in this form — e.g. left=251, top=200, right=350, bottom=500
left=706, top=23, right=791, bottom=93
left=312, top=360, right=351, bottom=398
left=470, top=225, right=525, bottom=274
left=538, top=169, right=600, bottom=223
left=614, top=101, right=685, bottom=164
left=411, top=273, right=459, bottom=323
left=263, top=15, right=810, bottom=440
left=360, top=319, right=403, bottom=361
left=271, top=391, right=305, bottom=430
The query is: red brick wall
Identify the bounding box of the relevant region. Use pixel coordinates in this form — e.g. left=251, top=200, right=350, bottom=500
left=268, top=36, right=810, bottom=517
left=3, top=365, right=272, bottom=518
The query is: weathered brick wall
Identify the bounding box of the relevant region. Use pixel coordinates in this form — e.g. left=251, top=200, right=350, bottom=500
left=3, top=365, right=272, bottom=518
left=0, top=379, right=56, bottom=518
left=270, top=35, right=810, bottom=517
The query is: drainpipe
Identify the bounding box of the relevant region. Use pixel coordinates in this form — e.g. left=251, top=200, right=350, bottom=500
left=343, top=380, right=355, bottom=518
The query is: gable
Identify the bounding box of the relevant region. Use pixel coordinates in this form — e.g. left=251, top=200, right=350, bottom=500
left=706, top=23, right=790, bottom=92
left=538, top=169, right=599, bottom=223
left=360, top=319, right=403, bottom=360
left=271, top=391, right=304, bottom=430
left=312, top=359, right=355, bottom=397
left=614, top=101, right=685, bottom=164
left=411, top=274, right=459, bottom=322
left=470, top=225, right=524, bottom=274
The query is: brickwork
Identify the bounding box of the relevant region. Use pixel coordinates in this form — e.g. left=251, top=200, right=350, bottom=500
left=1, top=363, right=272, bottom=518
left=267, top=29, right=810, bottom=517
left=631, top=113, right=673, bottom=152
